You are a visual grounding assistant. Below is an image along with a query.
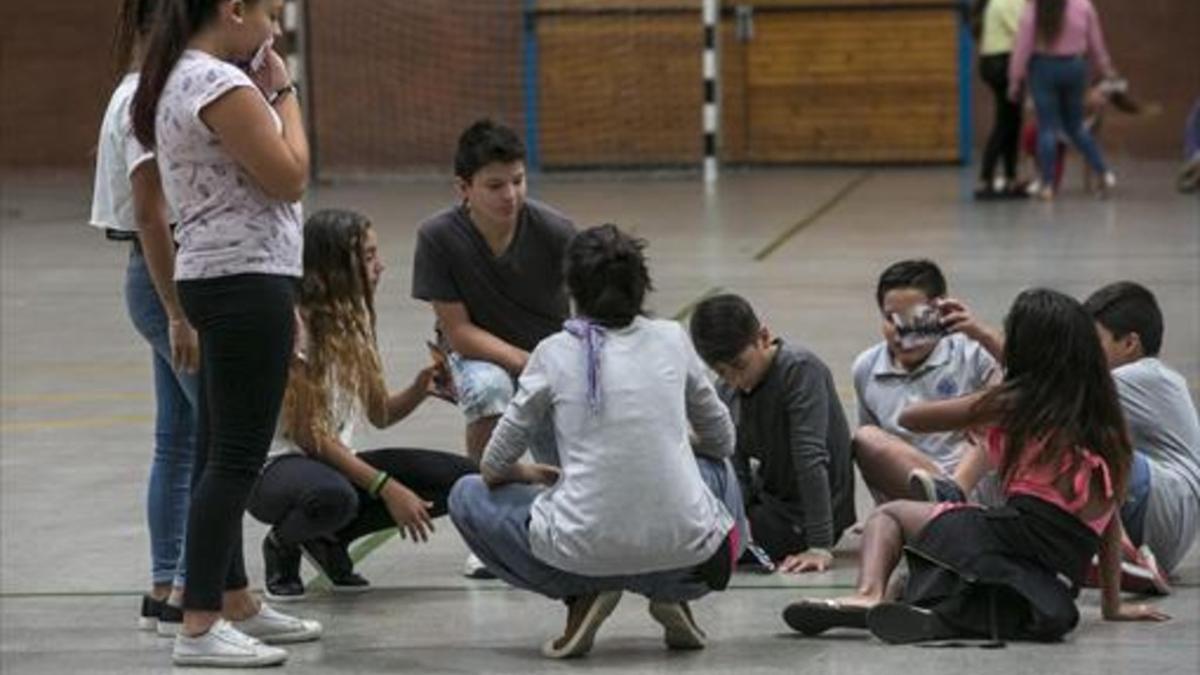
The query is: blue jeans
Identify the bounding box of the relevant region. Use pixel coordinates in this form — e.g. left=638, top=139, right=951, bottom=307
left=124, top=245, right=200, bottom=586
left=449, top=455, right=747, bottom=602
left=1028, top=54, right=1109, bottom=184
left=1119, top=451, right=1152, bottom=547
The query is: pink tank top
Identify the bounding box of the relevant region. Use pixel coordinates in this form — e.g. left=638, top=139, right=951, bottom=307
left=987, top=427, right=1116, bottom=536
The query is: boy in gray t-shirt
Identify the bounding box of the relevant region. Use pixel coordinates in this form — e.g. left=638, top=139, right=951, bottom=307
left=851, top=260, right=1004, bottom=503
left=411, top=120, right=575, bottom=466
left=1086, top=281, right=1200, bottom=575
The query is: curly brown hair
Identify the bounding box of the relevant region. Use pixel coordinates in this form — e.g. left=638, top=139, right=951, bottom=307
left=280, top=209, right=387, bottom=454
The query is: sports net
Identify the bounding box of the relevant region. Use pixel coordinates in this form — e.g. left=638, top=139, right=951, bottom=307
left=303, top=0, right=711, bottom=178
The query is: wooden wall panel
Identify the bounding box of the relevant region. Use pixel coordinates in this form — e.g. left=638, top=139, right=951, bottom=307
left=738, top=10, right=959, bottom=163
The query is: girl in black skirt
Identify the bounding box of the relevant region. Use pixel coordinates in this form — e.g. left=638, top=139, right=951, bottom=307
left=783, top=288, right=1168, bottom=643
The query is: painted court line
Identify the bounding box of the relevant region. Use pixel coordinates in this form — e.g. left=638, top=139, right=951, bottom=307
left=753, top=171, right=873, bottom=262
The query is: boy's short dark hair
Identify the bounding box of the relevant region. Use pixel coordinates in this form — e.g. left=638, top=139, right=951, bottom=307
left=689, top=294, right=761, bottom=365
left=565, top=224, right=652, bottom=329
left=1083, top=281, right=1164, bottom=356
left=454, top=119, right=525, bottom=181
left=875, top=259, right=947, bottom=308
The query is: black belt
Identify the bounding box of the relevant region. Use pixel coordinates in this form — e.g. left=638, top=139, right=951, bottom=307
left=105, top=228, right=137, bottom=242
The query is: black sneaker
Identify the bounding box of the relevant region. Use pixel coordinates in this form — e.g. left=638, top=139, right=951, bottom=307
left=263, top=532, right=307, bottom=602
left=139, top=594, right=164, bottom=631
left=156, top=602, right=183, bottom=637
left=866, top=603, right=959, bottom=644
left=300, top=537, right=370, bottom=592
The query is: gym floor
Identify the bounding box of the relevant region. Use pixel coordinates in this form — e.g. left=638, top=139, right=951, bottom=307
left=2, top=161, right=1197, bottom=673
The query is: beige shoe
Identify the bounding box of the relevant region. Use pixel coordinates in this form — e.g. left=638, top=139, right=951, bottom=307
left=541, top=591, right=622, bottom=659
left=649, top=601, right=707, bottom=650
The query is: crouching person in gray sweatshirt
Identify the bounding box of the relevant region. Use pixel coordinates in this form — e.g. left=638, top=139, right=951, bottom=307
left=449, top=224, right=746, bottom=659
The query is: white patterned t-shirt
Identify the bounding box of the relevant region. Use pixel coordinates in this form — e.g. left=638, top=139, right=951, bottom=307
left=156, top=49, right=302, bottom=280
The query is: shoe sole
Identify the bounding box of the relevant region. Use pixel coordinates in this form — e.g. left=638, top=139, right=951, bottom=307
left=866, top=603, right=956, bottom=644
left=648, top=602, right=706, bottom=650
left=253, top=627, right=322, bottom=645
left=172, top=651, right=288, bottom=667
left=137, top=616, right=158, bottom=631
left=783, top=601, right=868, bottom=636
left=541, top=591, right=622, bottom=659
left=157, top=621, right=181, bottom=638
left=264, top=589, right=308, bottom=603
left=908, top=472, right=937, bottom=502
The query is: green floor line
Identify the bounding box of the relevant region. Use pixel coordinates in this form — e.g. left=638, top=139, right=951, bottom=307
left=753, top=171, right=873, bottom=262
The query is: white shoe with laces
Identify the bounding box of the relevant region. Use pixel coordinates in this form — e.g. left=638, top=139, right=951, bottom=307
left=232, top=603, right=323, bottom=644
left=172, top=618, right=288, bottom=667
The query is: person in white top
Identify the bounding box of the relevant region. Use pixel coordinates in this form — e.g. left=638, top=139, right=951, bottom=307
left=244, top=209, right=476, bottom=601
left=89, top=0, right=200, bottom=634
left=449, top=224, right=747, bottom=659
left=130, top=0, right=316, bottom=667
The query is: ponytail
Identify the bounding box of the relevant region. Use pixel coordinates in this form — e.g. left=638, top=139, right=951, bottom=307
left=131, top=0, right=220, bottom=148
left=111, top=0, right=160, bottom=80
left=1035, top=0, right=1067, bottom=47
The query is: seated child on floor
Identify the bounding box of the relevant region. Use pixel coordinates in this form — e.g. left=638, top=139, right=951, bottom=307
left=783, top=289, right=1168, bottom=644
left=852, top=259, right=1004, bottom=505
left=690, top=294, right=856, bottom=573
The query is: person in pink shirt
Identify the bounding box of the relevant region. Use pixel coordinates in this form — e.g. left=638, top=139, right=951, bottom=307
left=1008, top=0, right=1119, bottom=199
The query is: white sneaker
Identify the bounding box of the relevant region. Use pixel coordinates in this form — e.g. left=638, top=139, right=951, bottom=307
left=172, top=618, right=288, bottom=667
left=232, top=603, right=323, bottom=645
left=463, top=553, right=496, bottom=579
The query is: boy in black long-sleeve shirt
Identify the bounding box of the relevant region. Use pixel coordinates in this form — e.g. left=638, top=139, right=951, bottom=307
left=691, top=294, right=856, bottom=573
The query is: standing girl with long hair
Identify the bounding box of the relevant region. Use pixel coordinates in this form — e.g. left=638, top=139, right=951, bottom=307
left=246, top=209, right=476, bottom=600
left=90, top=0, right=200, bottom=631
left=783, top=289, right=1167, bottom=643
left=1008, top=0, right=1118, bottom=199
left=131, top=0, right=318, bottom=666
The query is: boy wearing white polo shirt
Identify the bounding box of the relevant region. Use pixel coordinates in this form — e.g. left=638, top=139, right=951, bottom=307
left=851, top=259, right=1004, bottom=503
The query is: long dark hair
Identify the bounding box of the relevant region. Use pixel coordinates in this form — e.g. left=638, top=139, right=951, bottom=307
left=131, top=0, right=251, bottom=148
left=565, top=224, right=653, bottom=329
left=281, top=209, right=382, bottom=452
left=112, top=0, right=159, bottom=77
left=1035, top=0, right=1067, bottom=47
left=975, top=288, right=1131, bottom=495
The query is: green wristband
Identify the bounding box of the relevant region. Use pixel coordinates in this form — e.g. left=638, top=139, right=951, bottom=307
left=367, top=471, right=390, bottom=499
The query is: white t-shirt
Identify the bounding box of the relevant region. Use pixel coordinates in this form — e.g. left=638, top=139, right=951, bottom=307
left=90, top=73, right=158, bottom=232
left=482, top=317, right=737, bottom=576
left=155, top=50, right=302, bottom=280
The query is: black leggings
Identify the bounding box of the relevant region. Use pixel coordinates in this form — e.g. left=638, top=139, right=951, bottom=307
left=247, top=449, right=478, bottom=547
left=979, top=53, right=1023, bottom=183
left=178, top=274, right=296, bottom=611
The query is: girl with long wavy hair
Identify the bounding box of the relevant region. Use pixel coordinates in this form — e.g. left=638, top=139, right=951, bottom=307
left=247, top=209, right=475, bottom=602
left=783, top=288, right=1168, bottom=644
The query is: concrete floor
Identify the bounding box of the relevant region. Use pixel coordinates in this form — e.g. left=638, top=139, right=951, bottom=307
left=2, top=162, right=1198, bottom=673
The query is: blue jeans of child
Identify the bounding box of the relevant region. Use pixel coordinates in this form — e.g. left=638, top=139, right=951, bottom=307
left=124, top=244, right=199, bottom=586
left=449, top=455, right=747, bottom=602
left=1028, top=54, right=1109, bottom=184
